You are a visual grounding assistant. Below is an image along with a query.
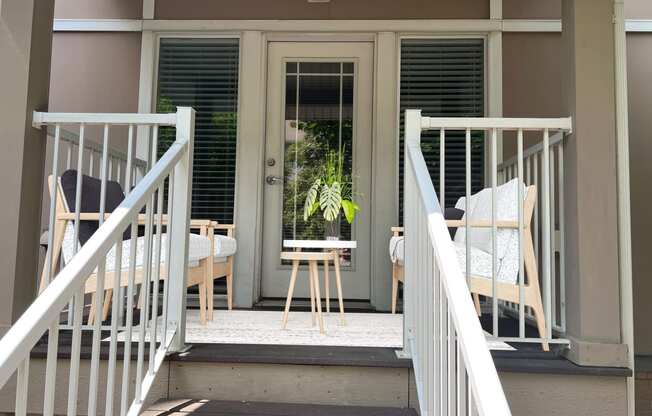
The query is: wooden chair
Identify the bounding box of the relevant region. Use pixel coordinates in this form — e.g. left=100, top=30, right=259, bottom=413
left=390, top=183, right=549, bottom=351
left=389, top=227, right=404, bottom=314
left=205, top=224, right=236, bottom=320
left=40, top=172, right=235, bottom=325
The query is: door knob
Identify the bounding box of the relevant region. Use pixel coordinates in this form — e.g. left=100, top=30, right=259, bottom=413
left=266, top=175, right=282, bottom=185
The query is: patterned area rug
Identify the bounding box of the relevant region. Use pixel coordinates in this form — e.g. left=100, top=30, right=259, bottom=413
left=108, top=309, right=513, bottom=350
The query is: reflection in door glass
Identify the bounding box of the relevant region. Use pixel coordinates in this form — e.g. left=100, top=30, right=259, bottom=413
left=282, top=62, right=354, bottom=265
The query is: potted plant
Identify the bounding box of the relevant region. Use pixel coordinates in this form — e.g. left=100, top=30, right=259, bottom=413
left=303, top=148, right=360, bottom=240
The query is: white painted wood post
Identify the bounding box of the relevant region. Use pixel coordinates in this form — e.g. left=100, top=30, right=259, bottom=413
left=167, top=107, right=195, bottom=352
left=401, top=109, right=422, bottom=358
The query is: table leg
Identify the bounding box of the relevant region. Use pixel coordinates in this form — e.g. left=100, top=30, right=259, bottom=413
left=324, top=258, right=330, bottom=313
left=309, top=262, right=316, bottom=326
left=282, top=260, right=299, bottom=329
left=310, top=260, right=325, bottom=334
left=332, top=250, right=346, bottom=325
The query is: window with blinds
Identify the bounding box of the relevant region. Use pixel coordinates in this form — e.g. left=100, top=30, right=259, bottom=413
left=399, top=38, right=485, bottom=222
left=156, top=38, right=240, bottom=224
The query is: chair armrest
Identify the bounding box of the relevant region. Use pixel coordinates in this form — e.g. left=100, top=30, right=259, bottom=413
left=214, top=224, right=235, bottom=238
left=445, top=220, right=522, bottom=229
left=57, top=212, right=216, bottom=230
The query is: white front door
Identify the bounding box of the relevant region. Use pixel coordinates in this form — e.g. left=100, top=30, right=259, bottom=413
left=261, top=41, right=374, bottom=299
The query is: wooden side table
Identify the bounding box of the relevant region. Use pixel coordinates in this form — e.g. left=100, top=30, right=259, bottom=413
left=280, top=240, right=356, bottom=333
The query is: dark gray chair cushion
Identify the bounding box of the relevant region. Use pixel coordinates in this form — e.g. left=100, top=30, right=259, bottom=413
left=60, top=170, right=131, bottom=245
left=444, top=207, right=465, bottom=239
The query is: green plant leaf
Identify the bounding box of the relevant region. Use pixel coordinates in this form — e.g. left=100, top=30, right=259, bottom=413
left=342, top=200, right=361, bottom=224
left=320, top=182, right=341, bottom=222
left=303, top=179, right=321, bottom=221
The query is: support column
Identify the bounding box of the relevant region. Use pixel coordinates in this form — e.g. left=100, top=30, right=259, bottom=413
left=371, top=32, right=398, bottom=311
left=0, top=0, right=55, bottom=333
left=561, top=0, right=628, bottom=367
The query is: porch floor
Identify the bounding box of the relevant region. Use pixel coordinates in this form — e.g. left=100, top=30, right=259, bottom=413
left=116, top=309, right=514, bottom=350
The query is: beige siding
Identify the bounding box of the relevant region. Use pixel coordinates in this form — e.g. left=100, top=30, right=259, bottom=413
left=48, top=32, right=142, bottom=151
left=627, top=33, right=652, bottom=355
left=155, top=0, right=489, bottom=20
left=626, top=0, right=652, bottom=20
left=503, top=0, right=561, bottom=19
left=502, top=32, right=563, bottom=158
left=54, top=0, right=142, bottom=19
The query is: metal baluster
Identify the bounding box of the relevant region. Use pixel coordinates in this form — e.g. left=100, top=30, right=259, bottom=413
left=491, top=128, right=498, bottom=337
left=88, top=124, right=111, bottom=416
left=542, top=129, right=552, bottom=340
left=120, top=219, right=138, bottom=416
left=15, top=358, right=29, bottom=416
left=517, top=129, right=525, bottom=338
left=558, top=143, right=567, bottom=333
left=135, top=128, right=156, bottom=404
left=161, top=172, right=174, bottom=346
left=149, top=125, right=163, bottom=370
left=106, top=234, right=124, bottom=416
left=440, top=128, right=445, bottom=208
left=67, top=123, right=86, bottom=415
left=549, top=145, right=557, bottom=330
left=43, top=316, right=60, bottom=416
left=465, top=129, right=471, bottom=286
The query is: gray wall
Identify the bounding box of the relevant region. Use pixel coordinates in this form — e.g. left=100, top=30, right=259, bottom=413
left=627, top=32, right=652, bottom=355
left=154, top=0, right=489, bottom=20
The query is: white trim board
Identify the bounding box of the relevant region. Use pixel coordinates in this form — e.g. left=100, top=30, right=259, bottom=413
left=52, top=18, right=652, bottom=34
left=53, top=19, right=143, bottom=32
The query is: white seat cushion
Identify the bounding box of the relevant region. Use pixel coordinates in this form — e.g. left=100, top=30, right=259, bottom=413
left=213, top=234, right=237, bottom=259
left=389, top=236, right=404, bottom=265
left=62, top=223, right=212, bottom=273
left=453, top=242, right=517, bottom=284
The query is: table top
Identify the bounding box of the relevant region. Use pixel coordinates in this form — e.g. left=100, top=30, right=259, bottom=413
left=283, top=239, right=357, bottom=249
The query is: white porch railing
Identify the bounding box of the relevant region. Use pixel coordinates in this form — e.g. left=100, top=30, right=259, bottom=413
left=409, top=114, right=573, bottom=349
left=403, top=110, right=511, bottom=416
left=0, top=108, right=195, bottom=416
left=498, top=132, right=567, bottom=335
left=48, top=125, right=148, bottom=189
left=403, top=110, right=574, bottom=415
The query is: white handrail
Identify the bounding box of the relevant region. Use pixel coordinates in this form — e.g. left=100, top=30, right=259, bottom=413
left=0, top=108, right=195, bottom=416
left=0, top=141, right=186, bottom=387
left=403, top=110, right=512, bottom=416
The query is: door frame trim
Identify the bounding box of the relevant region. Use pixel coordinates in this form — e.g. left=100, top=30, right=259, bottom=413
left=260, top=40, right=375, bottom=300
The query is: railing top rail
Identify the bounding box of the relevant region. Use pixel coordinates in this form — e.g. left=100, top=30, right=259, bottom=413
left=33, top=111, right=178, bottom=127
left=405, top=109, right=513, bottom=416
left=498, top=130, right=564, bottom=170
left=47, top=126, right=148, bottom=168
left=420, top=116, right=573, bottom=132
left=0, top=138, right=187, bottom=389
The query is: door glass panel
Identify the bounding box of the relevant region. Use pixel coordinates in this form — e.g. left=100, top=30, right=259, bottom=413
left=282, top=61, right=354, bottom=265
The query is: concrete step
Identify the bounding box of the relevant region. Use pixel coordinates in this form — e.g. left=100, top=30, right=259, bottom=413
left=145, top=399, right=418, bottom=416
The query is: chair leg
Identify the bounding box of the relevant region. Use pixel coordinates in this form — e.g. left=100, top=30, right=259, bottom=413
left=226, top=272, right=233, bottom=311
left=88, top=298, right=96, bottom=325
left=473, top=294, right=482, bottom=316
left=310, top=260, right=325, bottom=334
left=333, top=251, right=346, bottom=325
left=324, top=259, right=330, bottom=313
left=102, top=290, right=112, bottom=321
left=282, top=260, right=299, bottom=329
left=309, top=263, right=316, bottom=327
left=529, top=291, right=549, bottom=351
left=206, top=262, right=214, bottom=321
left=198, top=282, right=207, bottom=326
left=391, top=273, right=398, bottom=315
